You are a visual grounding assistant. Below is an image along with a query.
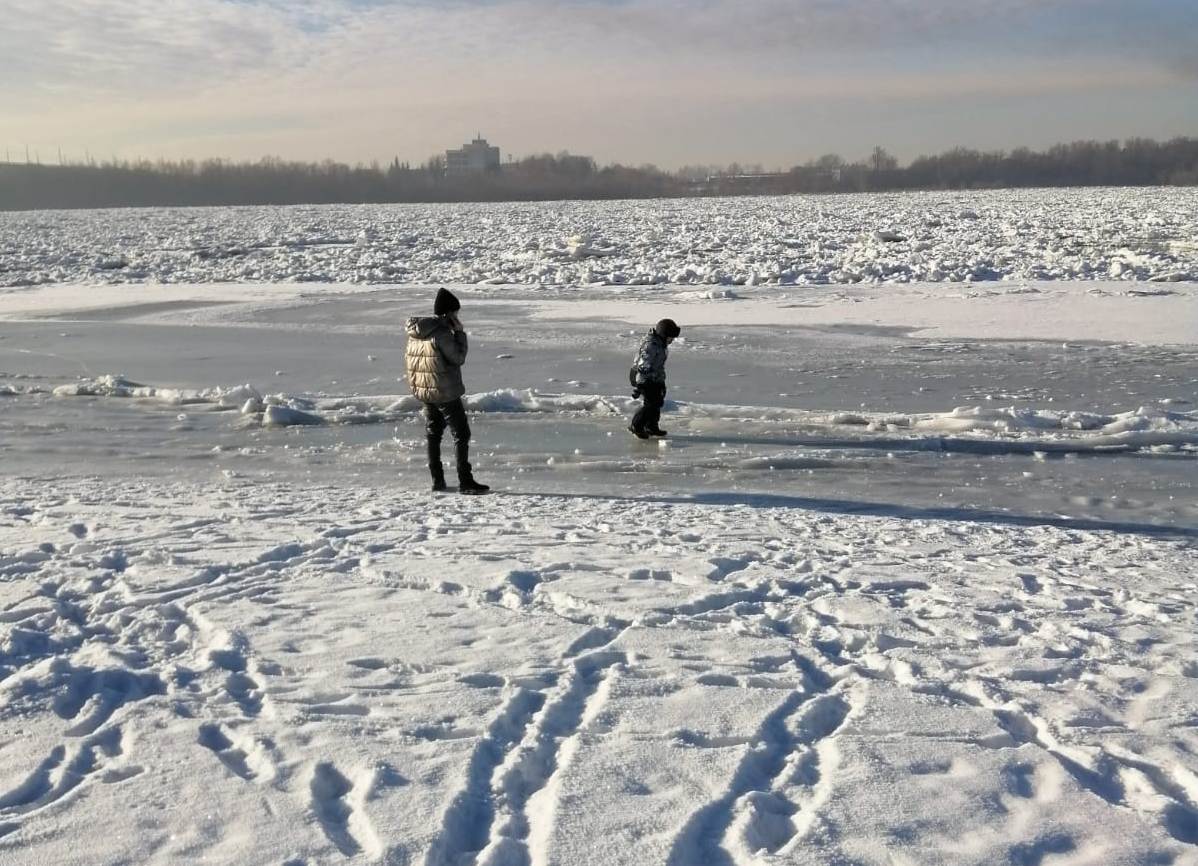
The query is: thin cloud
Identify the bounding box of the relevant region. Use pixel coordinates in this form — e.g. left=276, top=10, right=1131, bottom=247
left=0, top=0, right=324, bottom=97
left=1, top=0, right=1194, bottom=165
left=4, top=0, right=1179, bottom=97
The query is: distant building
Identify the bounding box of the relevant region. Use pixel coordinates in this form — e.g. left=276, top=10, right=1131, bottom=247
left=446, top=135, right=501, bottom=175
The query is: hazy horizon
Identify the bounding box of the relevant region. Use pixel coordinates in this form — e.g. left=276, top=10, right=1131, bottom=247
left=2, top=0, right=1196, bottom=171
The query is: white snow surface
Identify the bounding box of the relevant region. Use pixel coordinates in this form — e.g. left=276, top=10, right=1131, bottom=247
left=532, top=281, right=1198, bottom=344
left=2, top=187, right=1197, bottom=289
left=1, top=278, right=1196, bottom=345
left=2, top=200, right=1198, bottom=864
left=1, top=478, right=1196, bottom=866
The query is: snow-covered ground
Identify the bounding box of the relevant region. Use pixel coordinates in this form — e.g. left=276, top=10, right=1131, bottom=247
left=2, top=187, right=1196, bottom=289
left=1, top=193, right=1197, bottom=865
left=2, top=475, right=1196, bottom=866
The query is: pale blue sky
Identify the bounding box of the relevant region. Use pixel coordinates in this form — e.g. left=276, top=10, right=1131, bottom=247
left=1, top=0, right=1195, bottom=168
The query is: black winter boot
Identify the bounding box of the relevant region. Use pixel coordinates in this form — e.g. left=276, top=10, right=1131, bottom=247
left=428, top=440, right=447, bottom=492
left=459, top=479, right=490, bottom=495
left=458, top=463, right=490, bottom=495
left=455, top=464, right=488, bottom=498
left=455, top=440, right=489, bottom=494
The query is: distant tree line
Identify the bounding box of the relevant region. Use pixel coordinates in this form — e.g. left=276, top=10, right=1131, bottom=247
left=1, top=138, right=1196, bottom=211
left=696, top=139, right=1198, bottom=195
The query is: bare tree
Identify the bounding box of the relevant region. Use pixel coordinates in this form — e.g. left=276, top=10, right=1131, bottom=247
left=871, top=146, right=898, bottom=173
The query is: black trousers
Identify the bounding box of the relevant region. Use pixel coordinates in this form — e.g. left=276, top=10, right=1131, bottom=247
left=424, top=398, right=473, bottom=483
left=632, top=382, right=666, bottom=432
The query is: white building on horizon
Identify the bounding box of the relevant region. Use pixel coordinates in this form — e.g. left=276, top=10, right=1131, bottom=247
left=446, top=135, right=501, bottom=175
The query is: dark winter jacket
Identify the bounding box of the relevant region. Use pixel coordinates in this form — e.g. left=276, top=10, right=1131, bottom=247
left=405, top=316, right=468, bottom=404
left=633, top=329, right=669, bottom=385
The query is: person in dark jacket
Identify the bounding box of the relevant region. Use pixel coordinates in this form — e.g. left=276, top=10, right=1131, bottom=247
left=405, top=288, right=489, bottom=494
left=629, top=318, right=680, bottom=439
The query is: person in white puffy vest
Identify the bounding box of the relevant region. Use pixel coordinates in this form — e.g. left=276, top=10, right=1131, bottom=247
left=404, top=288, right=489, bottom=494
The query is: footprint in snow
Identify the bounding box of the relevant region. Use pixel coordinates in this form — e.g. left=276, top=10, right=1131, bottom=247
left=346, top=657, right=388, bottom=671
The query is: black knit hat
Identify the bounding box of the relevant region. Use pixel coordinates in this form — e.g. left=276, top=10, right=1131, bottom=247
left=434, top=288, right=461, bottom=316
left=654, top=318, right=681, bottom=339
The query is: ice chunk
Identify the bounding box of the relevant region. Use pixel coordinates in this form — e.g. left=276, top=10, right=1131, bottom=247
left=263, top=405, right=323, bottom=426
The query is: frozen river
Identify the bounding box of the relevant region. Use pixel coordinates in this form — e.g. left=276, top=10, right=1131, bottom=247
left=1, top=192, right=1196, bottom=866
left=2, top=280, right=1195, bottom=531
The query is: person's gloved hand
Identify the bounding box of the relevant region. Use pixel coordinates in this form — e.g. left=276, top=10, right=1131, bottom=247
left=631, top=387, right=642, bottom=399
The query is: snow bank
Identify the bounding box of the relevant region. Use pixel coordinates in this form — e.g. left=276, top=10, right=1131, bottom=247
left=48, top=376, right=323, bottom=427
left=45, top=377, right=638, bottom=427
left=44, top=374, right=1198, bottom=452
left=52, top=374, right=150, bottom=398
left=673, top=288, right=741, bottom=300
left=465, top=388, right=631, bottom=415
left=49, top=375, right=259, bottom=407
left=907, top=404, right=1198, bottom=451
